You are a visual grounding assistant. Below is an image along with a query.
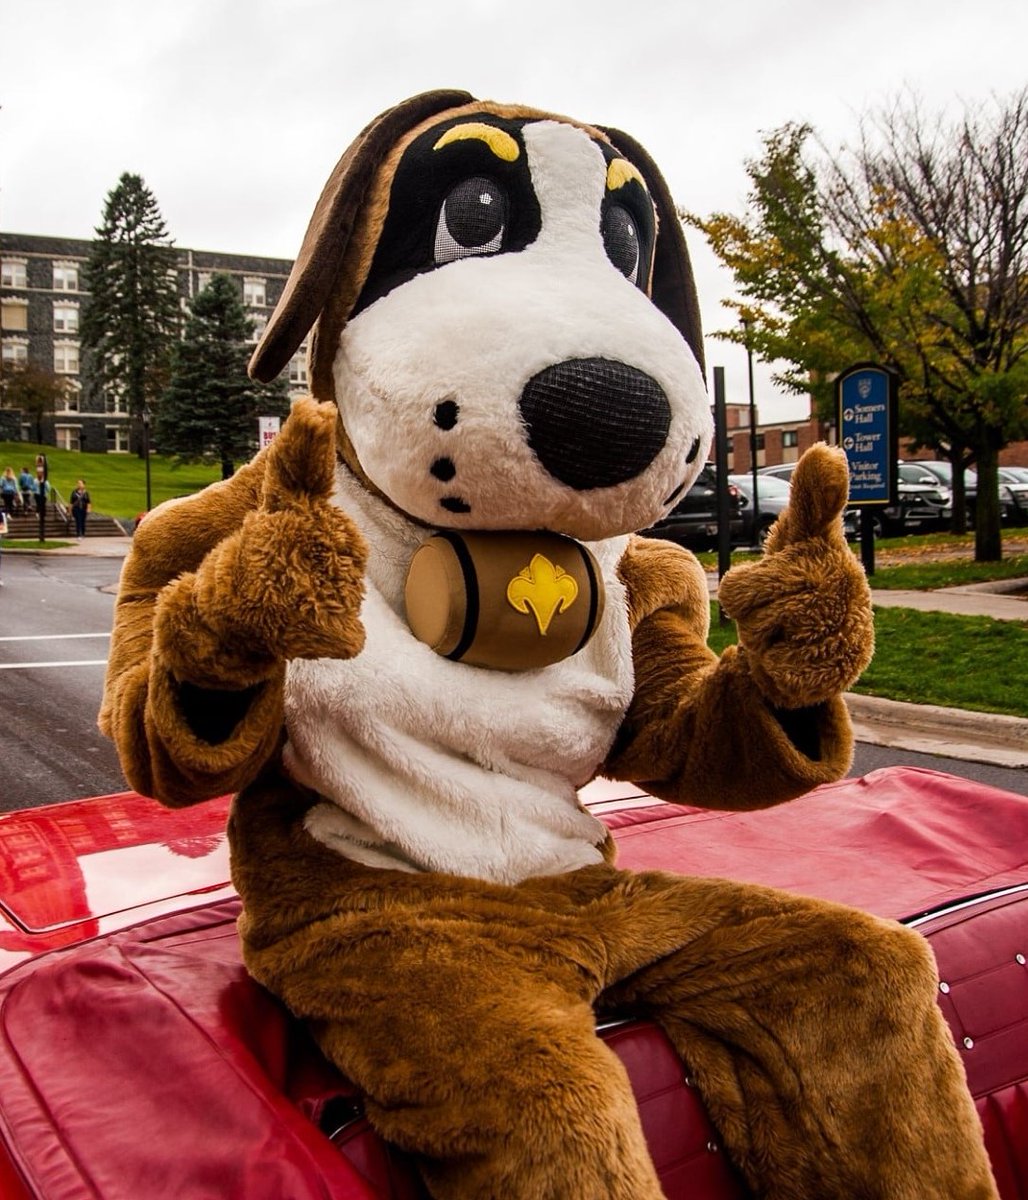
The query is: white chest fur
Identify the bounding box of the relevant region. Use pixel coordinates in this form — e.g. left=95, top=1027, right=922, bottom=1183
left=282, top=468, right=635, bottom=884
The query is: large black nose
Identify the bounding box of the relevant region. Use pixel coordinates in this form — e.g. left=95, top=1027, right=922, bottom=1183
left=519, top=358, right=670, bottom=490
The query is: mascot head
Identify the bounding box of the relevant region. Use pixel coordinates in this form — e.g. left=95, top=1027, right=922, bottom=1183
left=250, top=90, right=711, bottom=544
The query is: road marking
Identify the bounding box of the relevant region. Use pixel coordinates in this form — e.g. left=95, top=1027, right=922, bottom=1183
left=0, top=633, right=111, bottom=642
left=0, top=659, right=108, bottom=670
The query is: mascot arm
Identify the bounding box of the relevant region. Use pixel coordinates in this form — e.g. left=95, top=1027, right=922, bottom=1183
left=99, top=400, right=367, bottom=807
left=606, top=445, right=873, bottom=810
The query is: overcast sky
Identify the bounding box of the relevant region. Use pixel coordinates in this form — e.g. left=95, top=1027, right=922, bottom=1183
left=2, top=0, right=1026, bottom=420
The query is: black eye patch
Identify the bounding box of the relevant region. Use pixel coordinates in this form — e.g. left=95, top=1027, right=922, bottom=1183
left=598, top=145, right=655, bottom=292
left=352, top=115, right=541, bottom=316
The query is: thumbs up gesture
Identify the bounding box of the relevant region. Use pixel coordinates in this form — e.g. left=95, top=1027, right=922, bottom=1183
left=246, top=397, right=368, bottom=662
left=154, top=399, right=367, bottom=690
left=717, top=444, right=873, bottom=709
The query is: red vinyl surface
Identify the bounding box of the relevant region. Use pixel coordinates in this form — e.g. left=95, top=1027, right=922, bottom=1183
left=0, top=766, right=1025, bottom=1198
left=608, top=766, right=1028, bottom=920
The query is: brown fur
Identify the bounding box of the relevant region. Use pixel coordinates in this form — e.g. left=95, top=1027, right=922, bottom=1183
left=100, top=90, right=997, bottom=1198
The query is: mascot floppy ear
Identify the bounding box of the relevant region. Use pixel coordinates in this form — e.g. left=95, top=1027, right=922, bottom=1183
left=596, top=125, right=705, bottom=377
left=249, top=88, right=474, bottom=387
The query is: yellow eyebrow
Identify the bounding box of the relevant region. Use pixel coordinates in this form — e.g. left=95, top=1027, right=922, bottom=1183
left=433, top=122, right=520, bottom=162
left=606, top=158, right=646, bottom=192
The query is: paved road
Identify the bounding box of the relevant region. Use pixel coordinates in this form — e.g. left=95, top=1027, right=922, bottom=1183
left=1, top=550, right=1025, bottom=811
left=0, top=553, right=127, bottom=809
left=850, top=741, right=1028, bottom=798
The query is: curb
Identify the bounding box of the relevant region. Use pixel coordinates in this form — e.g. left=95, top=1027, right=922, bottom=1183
left=845, top=692, right=1028, bottom=768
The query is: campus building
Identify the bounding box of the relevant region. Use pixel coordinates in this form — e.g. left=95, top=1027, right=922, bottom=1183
left=0, top=232, right=307, bottom=453
left=4, top=230, right=1025, bottom=471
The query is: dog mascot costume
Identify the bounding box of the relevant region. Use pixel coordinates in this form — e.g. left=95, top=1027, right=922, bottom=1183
left=101, top=90, right=996, bottom=1199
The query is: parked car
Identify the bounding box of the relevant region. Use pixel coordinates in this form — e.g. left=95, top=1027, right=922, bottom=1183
left=757, top=462, right=797, bottom=485
left=641, top=463, right=745, bottom=549
left=729, top=472, right=791, bottom=544
left=904, top=460, right=1022, bottom=526
left=760, top=462, right=950, bottom=536
left=0, top=768, right=1026, bottom=1198
left=998, top=467, right=1028, bottom=525
left=892, top=463, right=953, bottom=532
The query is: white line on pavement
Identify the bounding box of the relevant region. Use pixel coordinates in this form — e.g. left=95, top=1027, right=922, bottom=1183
left=0, top=633, right=111, bottom=642
left=0, top=659, right=108, bottom=670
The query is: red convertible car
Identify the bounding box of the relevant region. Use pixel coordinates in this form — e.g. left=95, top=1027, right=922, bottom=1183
left=0, top=766, right=1025, bottom=1198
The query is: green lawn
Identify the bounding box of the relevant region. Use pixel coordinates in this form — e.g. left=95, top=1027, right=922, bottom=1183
left=0, top=440, right=221, bottom=520
left=864, top=554, right=1028, bottom=590
left=707, top=602, right=1028, bottom=718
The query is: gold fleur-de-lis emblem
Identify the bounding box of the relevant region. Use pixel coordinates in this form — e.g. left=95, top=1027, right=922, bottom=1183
left=506, top=554, right=579, bottom=636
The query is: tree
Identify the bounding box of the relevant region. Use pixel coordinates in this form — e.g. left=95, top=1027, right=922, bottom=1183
left=0, top=363, right=72, bottom=442
left=688, top=89, right=1028, bottom=560
left=81, top=173, right=181, bottom=441
left=155, top=273, right=290, bottom=478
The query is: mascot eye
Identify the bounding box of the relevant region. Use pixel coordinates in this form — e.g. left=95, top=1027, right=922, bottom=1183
left=602, top=205, right=641, bottom=285
left=434, top=177, right=507, bottom=264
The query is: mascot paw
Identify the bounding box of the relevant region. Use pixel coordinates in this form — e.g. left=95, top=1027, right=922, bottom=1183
left=234, top=398, right=368, bottom=662
left=157, top=399, right=368, bottom=686
left=717, top=444, right=873, bottom=709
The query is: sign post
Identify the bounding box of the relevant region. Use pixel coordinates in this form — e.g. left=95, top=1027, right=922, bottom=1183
left=258, top=416, right=281, bottom=450
left=835, top=364, right=898, bottom=577
left=712, top=367, right=732, bottom=625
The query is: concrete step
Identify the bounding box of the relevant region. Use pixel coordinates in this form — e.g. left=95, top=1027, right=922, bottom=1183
left=2, top=512, right=127, bottom=538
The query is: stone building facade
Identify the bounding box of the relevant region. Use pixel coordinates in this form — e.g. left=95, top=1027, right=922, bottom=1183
left=0, top=232, right=305, bottom=453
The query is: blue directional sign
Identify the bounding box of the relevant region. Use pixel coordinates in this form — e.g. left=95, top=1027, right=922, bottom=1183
left=836, top=364, right=898, bottom=506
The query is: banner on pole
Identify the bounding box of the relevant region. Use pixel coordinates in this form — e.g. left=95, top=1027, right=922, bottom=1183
left=258, top=417, right=281, bottom=450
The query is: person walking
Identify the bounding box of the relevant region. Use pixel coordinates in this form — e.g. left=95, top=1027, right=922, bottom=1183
left=17, top=466, right=34, bottom=513
left=69, top=478, right=91, bottom=540
left=0, top=468, right=18, bottom=517
left=0, top=505, right=7, bottom=585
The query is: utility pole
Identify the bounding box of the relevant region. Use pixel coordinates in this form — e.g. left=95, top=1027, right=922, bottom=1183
left=741, top=318, right=761, bottom=545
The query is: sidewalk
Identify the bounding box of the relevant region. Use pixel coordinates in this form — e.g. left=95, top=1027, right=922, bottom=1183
left=10, top=535, right=1028, bottom=769
left=24, top=536, right=134, bottom=559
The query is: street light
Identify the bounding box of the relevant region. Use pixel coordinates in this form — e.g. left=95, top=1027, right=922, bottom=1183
left=741, top=317, right=760, bottom=546
left=141, top=408, right=152, bottom=513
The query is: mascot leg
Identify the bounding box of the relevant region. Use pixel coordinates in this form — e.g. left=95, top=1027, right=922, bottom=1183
left=234, top=775, right=994, bottom=1199
left=245, top=887, right=664, bottom=1199
left=600, top=872, right=998, bottom=1200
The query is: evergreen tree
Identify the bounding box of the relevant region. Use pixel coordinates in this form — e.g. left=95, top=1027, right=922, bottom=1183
left=81, top=173, right=180, bottom=434
left=156, top=273, right=290, bottom=478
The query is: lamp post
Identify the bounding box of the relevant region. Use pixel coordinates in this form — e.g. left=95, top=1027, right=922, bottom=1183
left=141, top=408, right=152, bottom=513
left=741, top=318, right=760, bottom=545
left=35, top=453, right=47, bottom=544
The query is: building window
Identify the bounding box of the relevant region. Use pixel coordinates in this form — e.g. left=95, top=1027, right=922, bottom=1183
left=52, top=262, right=79, bottom=291
left=243, top=276, right=266, bottom=307
left=58, top=383, right=81, bottom=413
left=288, top=353, right=308, bottom=386
left=782, top=430, right=799, bottom=448
left=54, top=340, right=80, bottom=375
left=106, top=425, right=131, bottom=453
left=196, top=271, right=212, bottom=293
left=53, top=302, right=80, bottom=333
left=754, top=433, right=766, bottom=450
left=249, top=313, right=268, bottom=344
left=105, top=389, right=130, bottom=415
left=1, top=259, right=27, bottom=289
left=2, top=339, right=29, bottom=368
left=55, top=425, right=81, bottom=452
left=1, top=298, right=29, bottom=331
